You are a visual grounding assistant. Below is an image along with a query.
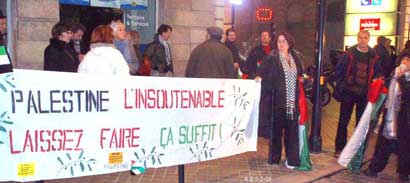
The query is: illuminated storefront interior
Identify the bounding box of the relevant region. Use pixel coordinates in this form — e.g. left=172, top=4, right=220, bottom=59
left=344, top=0, right=399, bottom=49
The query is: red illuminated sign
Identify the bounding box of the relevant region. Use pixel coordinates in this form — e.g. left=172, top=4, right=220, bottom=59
left=256, top=7, right=273, bottom=22
left=359, top=18, right=380, bottom=31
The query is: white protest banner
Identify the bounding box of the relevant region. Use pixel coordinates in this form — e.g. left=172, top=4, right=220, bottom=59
left=0, top=69, right=260, bottom=182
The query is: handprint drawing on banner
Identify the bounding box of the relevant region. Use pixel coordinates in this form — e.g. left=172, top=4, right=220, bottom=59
left=230, top=117, right=246, bottom=145
left=229, top=85, right=251, bottom=145
left=189, top=141, right=215, bottom=161
left=231, top=85, right=250, bottom=110
left=132, top=146, right=164, bottom=173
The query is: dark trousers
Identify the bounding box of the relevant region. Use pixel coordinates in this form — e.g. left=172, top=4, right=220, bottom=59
left=258, top=89, right=272, bottom=138
left=335, top=94, right=367, bottom=151
left=397, top=109, right=410, bottom=176
left=368, top=135, right=397, bottom=173
left=271, top=109, right=300, bottom=166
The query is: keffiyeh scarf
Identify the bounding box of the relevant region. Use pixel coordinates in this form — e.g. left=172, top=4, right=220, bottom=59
left=279, top=53, right=298, bottom=120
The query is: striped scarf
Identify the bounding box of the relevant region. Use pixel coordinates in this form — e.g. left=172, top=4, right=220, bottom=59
left=279, top=52, right=298, bottom=120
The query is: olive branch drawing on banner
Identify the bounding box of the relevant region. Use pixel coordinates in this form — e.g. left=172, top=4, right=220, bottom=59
left=132, top=146, right=165, bottom=173
left=0, top=73, right=15, bottom=145
left=0, top=111, right=13, bottom=145
left=56, top=151, right=96, bottom=176
left=0, top=73, right=15, bottom=92
left=189, top=141, right=215, bottom=161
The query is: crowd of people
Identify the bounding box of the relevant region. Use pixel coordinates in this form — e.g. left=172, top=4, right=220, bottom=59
left=41, top=20, right=410, bottom=182
left=333, top=30, right=410, bottom=182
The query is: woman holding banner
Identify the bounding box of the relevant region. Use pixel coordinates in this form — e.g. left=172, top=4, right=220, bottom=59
left=256, top=32, right=310, bottom=169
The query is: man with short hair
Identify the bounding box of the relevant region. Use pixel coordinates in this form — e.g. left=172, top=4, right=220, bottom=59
left=70, top=23, right=89, bottom=56
left=185, top=26, right=236, bottom=78
left=224, top=28, right=241, bottom=72
left=244, top=31, right=273, bottom=138
left=334, top=30, right=382, bottom=157
left=144, top=24, right=174, bottom=77
left=245, top=31, right=272, bottom=79
left=110, top=21, right=139, bottom=75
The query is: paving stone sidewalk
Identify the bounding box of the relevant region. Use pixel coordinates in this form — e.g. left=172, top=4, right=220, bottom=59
left=15, top=136, right=374, bottom=183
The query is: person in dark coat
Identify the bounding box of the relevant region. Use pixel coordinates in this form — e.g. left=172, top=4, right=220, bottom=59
left=374, top=36, right=392, bottom=78
left=364, top=50, right=410, bottom=182
left=224, top=28, right=241, bottom=72
left=44, top=22, right=80, bottom=72
left=256, top=32, right=304, bottom=168
left=244, top=31, right=272, bottom=138
left=245, top=31, right=273, bottom=79
left=185, top=26, right=236, bottom=79
left=334, top=30, right=382, bottom=157
left=395, top=61, right=410, bottom=182
left=144, top=24, right=174, bottom=77
left=70, top=23, right=89, bottom=61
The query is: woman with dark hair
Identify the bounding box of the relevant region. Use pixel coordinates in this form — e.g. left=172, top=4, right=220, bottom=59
left=256, top=32, right=304, bottom=169
left=77, top=25, right=129, bottom=75
left=44, top=22, right=79, bottom=72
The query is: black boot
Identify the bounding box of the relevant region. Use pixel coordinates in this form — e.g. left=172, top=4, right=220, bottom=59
left=399, top=174, right=409, bottom=182
left=363, top=168, right=378, bottom=178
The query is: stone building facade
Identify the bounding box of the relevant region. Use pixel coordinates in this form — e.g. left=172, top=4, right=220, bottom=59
left=7, top=0, right=225, bottom=77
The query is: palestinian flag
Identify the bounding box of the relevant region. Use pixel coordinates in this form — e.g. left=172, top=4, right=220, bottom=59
left=296, top=78, right=312, bottom=171
left=0, top=46, right=10, bottom=66
left=0, top=46, right=13, bottom=74
left=337, top=79, right=387, bottom=173
left=237, top=68, right=249, bottom=79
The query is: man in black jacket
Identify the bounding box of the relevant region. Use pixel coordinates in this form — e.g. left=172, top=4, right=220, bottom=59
left=245, top=31, right=272, bottom=79
left=144, top=24, right=173, bottom=77
left=244, top=31, right=273, bottom=138
left=334, top=30, right=382, bottom=157
left=70, top=23, right=89, bottom=61
left=374, top=36, right=392, bottom=78
left=224, top=28, right=241, bottom=72
left=185, top=26, right=236, bottom=79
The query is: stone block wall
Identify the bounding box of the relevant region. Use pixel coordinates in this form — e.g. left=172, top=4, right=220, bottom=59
left=15, top=0, right=59, bottom=69
left=164, top=0, right=224, bottom=77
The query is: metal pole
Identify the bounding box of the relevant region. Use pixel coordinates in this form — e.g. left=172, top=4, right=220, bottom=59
left=268, top=90, right=275, bottom=164
left=408, top=18, right=410, bottom=41
left=178, top=165, right=184, bottom=183
left=232, top=5, right=236, bottom=28
left=309, top=0, right=326, bottom=153
left=6, top=0, right=13, bottom=59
